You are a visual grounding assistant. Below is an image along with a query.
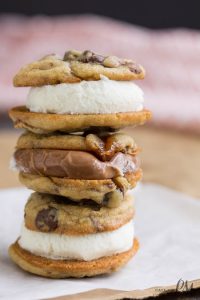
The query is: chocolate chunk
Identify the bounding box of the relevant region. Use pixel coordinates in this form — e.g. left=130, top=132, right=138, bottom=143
left=35, top=207, right=58, bottom=232
left=78, top=50, right=92, bottom=63
left=63, top=50, right=142, bottom=74
left=79, top=50, right=104, bottom=64
left=122, top=61, right=141, bottom=74
left=89, top=54, right=105, bottom=64
left=78, top=199, right=101, bottom=211
left=117, top=58, right=142, bottom=74
left=128, top=64, right=141, bottom=74
left=64, top=49, right=105, bottom=64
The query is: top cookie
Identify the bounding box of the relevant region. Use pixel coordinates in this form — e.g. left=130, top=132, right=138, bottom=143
left=13, top=50, right=145, bottom=86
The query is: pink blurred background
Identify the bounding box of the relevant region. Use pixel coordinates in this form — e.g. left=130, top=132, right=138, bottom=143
left=1, top=13, right=200, bottom=132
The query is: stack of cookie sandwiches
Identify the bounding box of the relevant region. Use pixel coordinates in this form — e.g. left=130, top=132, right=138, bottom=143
left=9, top=50, right=151, bottom=278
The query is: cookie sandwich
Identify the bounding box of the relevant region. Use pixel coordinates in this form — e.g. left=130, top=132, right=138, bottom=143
left=9, top=50, right=151, bottom=278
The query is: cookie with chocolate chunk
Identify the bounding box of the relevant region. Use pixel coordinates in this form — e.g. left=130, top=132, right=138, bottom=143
left=13, top=54, right=80, bottom=87
left=19, top=170, right=142, bottom=207
left=16, top=132, right=138, bottom=161
left=9, top=106, right=152, bottom=134
left=13, top=54, right=80, bottom=86
left=67, top=50, right=145, bottom=81
left=13, top=50, right=145, bottom=87
left=24, top=192, right=134, bottom=235
left=9, top=238, right=139, bottom=278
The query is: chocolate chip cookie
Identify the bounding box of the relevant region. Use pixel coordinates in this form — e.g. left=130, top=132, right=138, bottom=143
left=24, top=192, right=134, bottom=235
left=8, top=48, right=150, bottom=278
left=13, top=50, right=145, bottom=87
left=16, top=131, right=138, bottom=161
left=19, top=170, right=142, bottom=207
left=9, top=106, right=152, bottom=134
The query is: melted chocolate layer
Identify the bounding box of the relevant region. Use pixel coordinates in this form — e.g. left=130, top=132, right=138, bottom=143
left=14, top=149, right=139, bottom=180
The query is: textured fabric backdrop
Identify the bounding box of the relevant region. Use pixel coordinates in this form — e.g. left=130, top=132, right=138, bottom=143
left=1, top=14, right=199, bottom=132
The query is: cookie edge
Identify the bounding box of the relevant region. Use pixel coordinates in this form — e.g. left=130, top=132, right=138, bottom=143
left=9, top=239, right=139, bottom=278
left=9, top=106, right=152, bottom=133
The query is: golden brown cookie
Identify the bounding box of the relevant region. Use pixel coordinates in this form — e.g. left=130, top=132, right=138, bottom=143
left=19, top=169, right=142, bottom=207
left=66, top=50, right=145, bottom=81
left=9, top=106, right=152, bottom=134
left=13, top=54, right=80, bottom=87
left=16, top=132, right=138, bottom=161
left=24, top=192, right=134, bottom=235
left=9, top=239, right=139, bottom=278
left=13, top=50, right=145, bottom=87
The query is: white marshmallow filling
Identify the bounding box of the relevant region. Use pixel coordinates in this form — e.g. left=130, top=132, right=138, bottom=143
left=19, top=221, right=134, bottom=261
left=26, top=76, right=144, bottom=114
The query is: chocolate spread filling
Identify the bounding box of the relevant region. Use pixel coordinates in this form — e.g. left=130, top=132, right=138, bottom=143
left=14, top=149, right=139, bottom=180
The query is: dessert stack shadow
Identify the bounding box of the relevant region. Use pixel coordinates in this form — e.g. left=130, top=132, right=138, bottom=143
left=8, top=50, right=151, bottom=278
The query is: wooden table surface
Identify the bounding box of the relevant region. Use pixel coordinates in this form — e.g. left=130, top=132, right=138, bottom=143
left=1, top=126, right=200, bottom=199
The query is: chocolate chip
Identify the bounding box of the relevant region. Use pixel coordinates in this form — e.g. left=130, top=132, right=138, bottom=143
left=79, top=50, right=104, bottom=64
left=102, top=193, right=110, bottom=206
left=129, top=65, right=141, bottom=74
left=78, top=200, right=101, bottom=211
left=63, top=50, right=142, bottom=74
left=89, top=54, right=104, bottom=64
left=119, top=58, right=142, bottom=74
left=35, top=207, right=58, bottom=232
left=79, top=50, right=93, bottom=63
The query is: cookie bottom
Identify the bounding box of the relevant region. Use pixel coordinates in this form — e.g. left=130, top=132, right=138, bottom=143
left=9, top=106, right=152, bottom=133
left=19, top=169, right=142, bottom=206
left=9, top=239, right=139, bottom=278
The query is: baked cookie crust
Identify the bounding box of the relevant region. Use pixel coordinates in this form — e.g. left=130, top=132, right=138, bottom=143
left=9, top=106, right=152, bottom=134
left=9, top=239, right=139, bottom=278
left=16, top=132, right=138, bottom=161
left=24, top=192, right=134, bottom=235
left=13, top=54, right=80, bottom=87
left=13, top=50, right=145, bottom=86
left=19, top=169, right=142, bottom=207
